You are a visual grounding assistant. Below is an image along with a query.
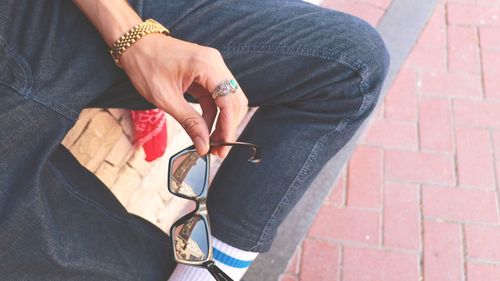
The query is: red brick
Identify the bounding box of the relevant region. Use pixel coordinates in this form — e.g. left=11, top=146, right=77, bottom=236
left=448, top=25, right=480, bottom=73
left=360, top=0, right=392, bottom=9
left=322, top=1, right=385, bottom=26
left=346, top=146, right=382, bottom=208
left=342, top=246, right=419, bottom=281
left=422, top=185, right=498, bottom=223
left=328, top=170, right=346, bottom=206
left=456, top=127, right=495, bottom=189
left=497, top=159, right=500, bottom=179
left=299, top=239, right=339, bottom=281
left=454, top=99, right=500, bottom=129
left=493, top=131, right=500, bottom=158
left=482, top=50, right=500, bottom=100
left=406, top=44, right=447, bottom=71
left=419, top=97, right=453, bottom=152
left=448, top=3, right=500, bottom=26
left=385, top=150, right=454, bottom=184
left=423, top=221, right=463, bottom=281
left=418, top=4, right=447, bottom=48
left=384, top=68, right=418, bottom=122
left=278, top=274, right=298, bottom=281
left=465, top=225, right=500, bottom=260
left=383, top=182, right=420, bottom=250
left=285, top=245, right=301, bottom=274
left=467, top=263, right=500, bottom=281
left=362, top=119, right=418, bottom=149
left=476, top=0, right=500, bottom=5
left=406, top=3, right=447, bottom=73
left=308, top=205, right=380, bottom=245
left=480, top=26, right=500, bottom=50
left=497, top=159, right=500, bottom=178
left=418, top=71, right=482, bottom=98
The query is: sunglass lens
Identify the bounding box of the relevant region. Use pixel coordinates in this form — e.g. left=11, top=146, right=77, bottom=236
left=170, top=151, right=207, bottom=198
left=173, top=215, right=210, bottom=262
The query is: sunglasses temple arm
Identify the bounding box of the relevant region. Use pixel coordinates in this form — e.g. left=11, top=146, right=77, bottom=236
left=205, top=261, right=234, bottom=281
left=209, top=141, right=261, bottom=163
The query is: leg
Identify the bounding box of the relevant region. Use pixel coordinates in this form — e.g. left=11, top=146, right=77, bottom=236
left=138, top=0, right=389, bottom=252
left=0, top=1, right=388, bottom=280
left=210, top=3, right=389, bottom=252
left=0, top=1, right=178, bottom=280
left=0, top=83, right=176, bottom=281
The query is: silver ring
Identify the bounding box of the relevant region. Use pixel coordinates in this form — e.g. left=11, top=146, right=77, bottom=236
left=211, top=79, right=239, bottom=99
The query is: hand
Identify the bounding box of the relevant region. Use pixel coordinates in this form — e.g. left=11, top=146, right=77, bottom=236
left=119, top=34, right=249, bottom=158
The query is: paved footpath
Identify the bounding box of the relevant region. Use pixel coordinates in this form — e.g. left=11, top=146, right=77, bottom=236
left=279, top=0, right=500, bottom=280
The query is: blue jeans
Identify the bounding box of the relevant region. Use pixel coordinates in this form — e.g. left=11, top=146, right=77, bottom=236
left=0, top=0, right=389, bottom=279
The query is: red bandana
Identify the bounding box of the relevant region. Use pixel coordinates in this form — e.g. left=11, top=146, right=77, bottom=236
left=130, top=109, right=167, bottom=162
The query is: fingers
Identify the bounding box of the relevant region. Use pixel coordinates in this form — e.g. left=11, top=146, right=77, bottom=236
left=117, top=36, right=245, bottom=158
left=187, top=83, right=218, bottom=132
left=210, top=105, right=237, bottom=158
left=198, top=95, right=218, bottom=133
left=211, top=79, right=248, bottom=158
left=192, top=47, right=249, bottom=158
left=167, top=95, right=211, bottom=157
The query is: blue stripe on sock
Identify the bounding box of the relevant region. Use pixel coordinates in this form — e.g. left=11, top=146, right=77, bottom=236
left=212, top=247, right=254, bottom=268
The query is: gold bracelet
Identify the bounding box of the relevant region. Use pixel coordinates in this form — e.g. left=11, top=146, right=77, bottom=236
left=109, top=18, right=171, bottom=65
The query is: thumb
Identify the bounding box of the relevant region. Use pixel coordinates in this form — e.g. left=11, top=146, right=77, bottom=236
left=168, top=97, right=210, bottom=156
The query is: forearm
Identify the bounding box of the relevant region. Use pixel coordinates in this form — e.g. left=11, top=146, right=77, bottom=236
left=72, top=0, right=142, bottom=47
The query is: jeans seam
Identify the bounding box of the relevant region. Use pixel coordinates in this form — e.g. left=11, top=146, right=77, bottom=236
left=46, top=161, right=167, bottom=244
left=249, top=136, right=325, bottom=251
left=217, top=44, right=373, bottom=251
left=0, top=36, right=32, bottom=95
left=219, top=43, right=370, bottom=92
left=23, top=93, right=80, bottom=122
left=0, top=36, right=79, bottom=122
left=219, top=43, right=373, bottom=132
left=250, top=118, right=361, bottom=251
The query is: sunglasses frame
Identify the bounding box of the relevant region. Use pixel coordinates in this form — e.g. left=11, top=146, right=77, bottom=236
left=168, top=144, right=214, bottom=266
left=167, top=141, right=261, bottom=277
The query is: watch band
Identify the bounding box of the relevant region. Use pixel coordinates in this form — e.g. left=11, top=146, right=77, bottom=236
left=109, top=19, right=171, bottom=65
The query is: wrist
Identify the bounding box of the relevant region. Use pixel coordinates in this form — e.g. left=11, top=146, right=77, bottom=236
left=106, top=12, right=143, bottom=48
left=73, top=0, right=143, bottom=47
left=110, top=19, right=171, bottom=67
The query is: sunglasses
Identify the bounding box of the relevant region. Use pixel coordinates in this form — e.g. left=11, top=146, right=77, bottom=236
left=168, top=141, right=261, bottom=281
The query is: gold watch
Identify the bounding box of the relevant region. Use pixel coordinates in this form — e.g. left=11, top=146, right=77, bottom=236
left=109, top=19, right=171, bottom=65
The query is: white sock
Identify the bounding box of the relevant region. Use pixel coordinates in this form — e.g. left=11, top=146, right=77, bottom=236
left=168, top=236, right=259, bottom=281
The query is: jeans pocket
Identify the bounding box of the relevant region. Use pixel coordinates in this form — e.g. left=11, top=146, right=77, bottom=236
left=0, top=36, right=32, bottom=96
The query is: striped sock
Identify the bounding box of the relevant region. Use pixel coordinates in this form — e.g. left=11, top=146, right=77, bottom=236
left=168, top=236, right=259, bottom=281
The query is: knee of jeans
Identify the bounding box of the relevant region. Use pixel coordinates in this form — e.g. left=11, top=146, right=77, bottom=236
left=301, top=14, right=390, bottom=126
left=346, top=18, right=391, bottom=117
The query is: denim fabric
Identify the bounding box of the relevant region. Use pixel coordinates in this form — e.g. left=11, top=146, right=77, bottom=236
left=0, top=0, right=389, bottom=280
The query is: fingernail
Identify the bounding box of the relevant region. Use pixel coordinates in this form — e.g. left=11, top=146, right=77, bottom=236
left=194, top=136, right=207, bottom=156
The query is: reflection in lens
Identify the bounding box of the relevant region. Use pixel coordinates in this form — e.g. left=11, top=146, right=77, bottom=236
left=173, top=215, right=209, bottom=262
left=170, top=152, right=207, bottom=198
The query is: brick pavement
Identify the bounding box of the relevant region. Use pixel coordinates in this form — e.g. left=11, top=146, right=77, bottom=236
left=279, top=0, right=500, bottom=280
